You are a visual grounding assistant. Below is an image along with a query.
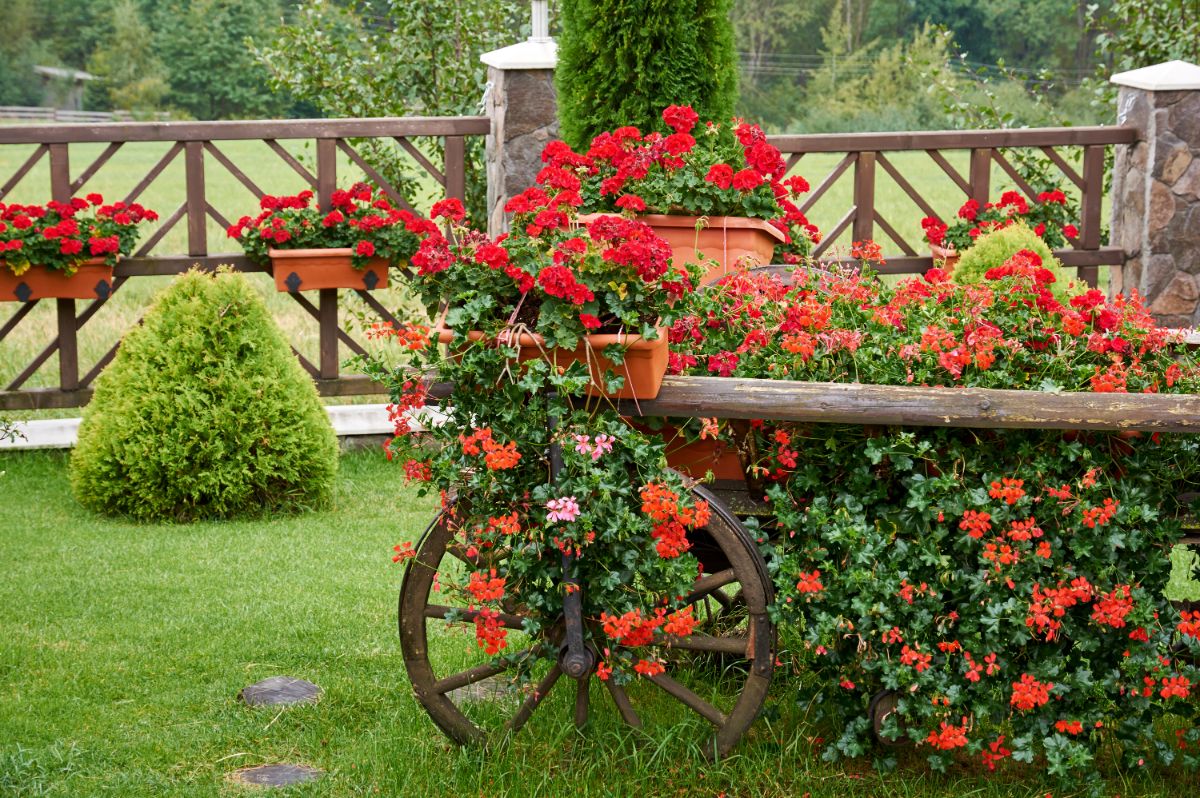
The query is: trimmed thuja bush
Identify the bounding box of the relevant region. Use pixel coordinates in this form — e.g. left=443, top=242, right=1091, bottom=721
left=556, top=0, right=738, bottom=148
left=954, top=222, right=1064, bottom=289
left=70, top=268, right=338, bottom=521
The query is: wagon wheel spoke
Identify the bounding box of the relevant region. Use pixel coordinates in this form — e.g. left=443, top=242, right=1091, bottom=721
left=574, top=674, right=591, bottom=729
left=423, top=604, right=528, bottom=630
left=647, top=673, right=728, bottom=727
left=506, top=664, right=563, bottom=733
left=684, top=568, right=737, bottom=605
left=447, top=542, right=511, bottom=570
left=654, top=632, right=751, bottom=656
left=604, top=680, right=643, bottom=728
left=432, top=647, right=535, bottom=694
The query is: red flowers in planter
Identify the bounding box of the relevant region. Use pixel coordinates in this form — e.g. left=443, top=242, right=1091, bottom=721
left=1, top=195, right=156, bottom=275
left=922, top=188, right=1079, bottom=252
left=535, top=105, right=820, bottom=265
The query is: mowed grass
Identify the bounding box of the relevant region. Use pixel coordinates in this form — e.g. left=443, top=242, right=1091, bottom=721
left=3, top=448, right=1200, bottom=798
left=0, top=138, right=1111, bottom=415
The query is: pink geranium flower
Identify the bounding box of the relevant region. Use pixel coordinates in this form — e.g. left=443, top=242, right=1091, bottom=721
left=546, top=496, right=581, bottom=523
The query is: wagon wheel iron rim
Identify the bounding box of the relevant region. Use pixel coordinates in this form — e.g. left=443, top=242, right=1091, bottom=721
left=398, top=484, right=775, bottom=758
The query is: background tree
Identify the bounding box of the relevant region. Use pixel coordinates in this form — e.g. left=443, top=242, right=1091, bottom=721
left=1093, top=0, right=1200, bottom=73
left=254, top=0, right=523, bottom=222
left=0, top=0, right=56, bottom=106
left=556, top=0, right=738, bottom=148
left=88, top=0, right=170, bottom=115
left=154, top=0, right=288, bottom=119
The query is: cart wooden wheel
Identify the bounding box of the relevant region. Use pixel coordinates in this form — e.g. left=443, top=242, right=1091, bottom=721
left=398, top=483, right=775, bottom=758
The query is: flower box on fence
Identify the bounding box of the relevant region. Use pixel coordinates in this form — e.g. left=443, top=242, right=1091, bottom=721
left=0, top=258, right=114, bottom=302
left=268, top=248, right=390, bottom=293
left=437, top=327, right=668, bottom=400
left=578, top=213, right=786, bottom=285
left=929, top=242, right=959, bottom=272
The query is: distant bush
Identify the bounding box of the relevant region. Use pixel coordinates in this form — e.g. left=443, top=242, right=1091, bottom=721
left=556, top=0, right=738, bottom=148
left=70, top=269, right=338, bottom=522
left=954, top=222, right=1066, bottom=289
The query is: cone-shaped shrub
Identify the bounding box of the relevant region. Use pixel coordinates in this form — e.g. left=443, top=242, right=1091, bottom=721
left=70, top=268, right=338, bottom=521
left=556, top=0, right=738, bottom=149
left=953, top=222, right=1065, bottom=289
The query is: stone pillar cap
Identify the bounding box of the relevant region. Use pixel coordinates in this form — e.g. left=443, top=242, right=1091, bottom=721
left=1110, top=60, right=1200, bottom=91
left=481, top=40, right=557, bottom=70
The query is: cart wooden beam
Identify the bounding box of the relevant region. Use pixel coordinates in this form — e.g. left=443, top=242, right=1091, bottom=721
left=610, top=376, right=1200, bottom=433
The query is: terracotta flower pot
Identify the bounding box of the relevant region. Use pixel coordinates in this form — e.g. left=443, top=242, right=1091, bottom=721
left=268, top=248, right=390, bottom=292
left=930, top=243, right=960, bottom=273
left=0, top=258, right=114, bottom=302
left=655, top=422, right=746, bottom=482
left=437, top=327, right=668, bottom=400
left=577, top=213, right=785, bottom=285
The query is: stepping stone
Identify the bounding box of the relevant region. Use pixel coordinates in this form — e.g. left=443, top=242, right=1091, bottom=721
left=229, top=764, right=322, bottom=787
left=238, top=676, right=321, bottom=707
left=450, top=675, right=512, bottom=703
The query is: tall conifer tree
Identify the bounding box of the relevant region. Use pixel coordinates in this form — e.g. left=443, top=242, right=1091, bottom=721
left=556, top=0, right=738, bottom=148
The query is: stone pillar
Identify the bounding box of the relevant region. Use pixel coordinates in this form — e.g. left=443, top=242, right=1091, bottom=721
left=1110, top=61, right=1200, bottom=326
left=481, top=32, right=558, bottom=236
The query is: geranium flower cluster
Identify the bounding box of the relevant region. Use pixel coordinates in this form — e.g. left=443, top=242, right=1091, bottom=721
left=404, top=192, right=697, bottom=350
left=666, top=248, right=1196, bottom=402
left=1, top=194, right=158, bottom=275
left=227, top=183, right=432, bottom=269
left=921, top=188, right=1079, bottom=252
left=532, top=105, right=820, bottom=265
left=639, top=481, right=712, bottom=558
left=760, top=408, right=1200, bottom=786
left=595, top=605, right=700, bottom=681
left=651, top=246, right=1200, bottom=782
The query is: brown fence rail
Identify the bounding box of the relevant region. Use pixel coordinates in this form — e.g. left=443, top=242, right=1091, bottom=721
left=767, top=126, right=1136, bottom=282
left=0, top=116, right=489, bottom=411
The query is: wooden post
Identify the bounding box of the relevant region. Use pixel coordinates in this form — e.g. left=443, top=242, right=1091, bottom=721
left=48, top=142, right=79, bottom=390
left=852, top=151, right=876, bottom=243
left=1079, top=145, right=1105, bottom=288
left=184, top=141, right=206, bottom=256
left=969, top=148, right=991, bottom=204
left=444, top=136, right=466, bottom=203
left=55, top=299, right=79, bottom=391
left=316, top=138, right=336, bottom=211
left=316, top=138, right=338, bottom=379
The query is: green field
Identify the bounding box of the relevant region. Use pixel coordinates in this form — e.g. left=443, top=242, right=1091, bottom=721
left=2, top=448, right=1197, bottom=798
left=0, top=137, right=1108, bottom=416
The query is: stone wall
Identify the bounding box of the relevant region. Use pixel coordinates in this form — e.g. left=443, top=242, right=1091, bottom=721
left=482, top=50, right=559, bottom=236
left=1110, top=63, right=1200, bottom=326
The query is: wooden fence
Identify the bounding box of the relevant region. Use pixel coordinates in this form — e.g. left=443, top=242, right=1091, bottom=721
left=768, top=126, right=1136, bottom=284
left=0, top=106, right=167, bottom=124
left=0, top=119, right=1141, bottom=411
left=0, top=116, right=489, bottom=411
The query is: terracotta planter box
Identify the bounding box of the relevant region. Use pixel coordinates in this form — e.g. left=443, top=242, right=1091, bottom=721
left=577, top=213, right=785, bottom=285
left=437, top=327, right=668, bottom=400
left=0, top=258, right=114, bottom=302
left=268, top=248, right=389, bottom=292
left=930, top=243, right=960, bottom=273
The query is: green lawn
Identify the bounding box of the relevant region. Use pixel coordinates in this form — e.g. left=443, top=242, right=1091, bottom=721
left=2, top=448, right=1198, bottom=797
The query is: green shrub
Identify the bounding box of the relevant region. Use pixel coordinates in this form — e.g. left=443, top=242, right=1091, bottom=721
left=556, top=0, right=738, bottom=148
left=70, top=269, right=338, bottom=521
left=953, top=222, right=1066, bottom=290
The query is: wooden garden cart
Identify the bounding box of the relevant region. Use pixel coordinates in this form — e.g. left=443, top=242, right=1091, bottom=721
left=398, top=374, right=1200, bottom=757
